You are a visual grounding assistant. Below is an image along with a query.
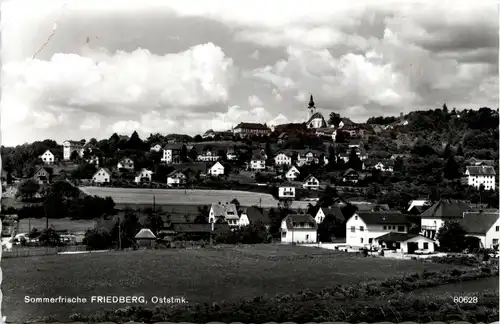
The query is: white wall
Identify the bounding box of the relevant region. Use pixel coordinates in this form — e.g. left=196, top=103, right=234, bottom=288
left=93, top=170, right=110, bottom=183
left=486, top=218, right=500, bottom=248
left=275, top=154, right=292, bottom=165
left=315, top=208, right=325, bottom=224
left=281, top=224, right=317, bottom=243
left=467, top=174, right=496, bottom=191
left=279, top=186, right=295, bottom=198
left=346, top=215, right=408, bottom=247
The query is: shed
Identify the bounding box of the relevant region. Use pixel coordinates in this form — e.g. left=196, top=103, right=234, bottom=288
left=375, top=232, right=435, bottom=254
left=135, top=228, right=157, bottom=248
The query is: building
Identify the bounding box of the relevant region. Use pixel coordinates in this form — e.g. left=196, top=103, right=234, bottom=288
left=274, top=152, right=292, bottom=166
left=226, top=148, right=238, bottom=161
left=208, top=161, right=225, bottom=176
left=374, top=233, right=435, bottom=254
left=346, top=211, right=409, bottom=248
left=134, top=228, right=156, bottom=249
left=166, top=170, right=187, bottom=187
left=460, top=210, right=500, bottom=249
left=306, top=95, right=327, bottom=129
left=117, top=157, right=134, bottom=170
left=314, top=206, right=344, bottom=224
left=285, top=166, right=300, bottom=181
left=280, top=214, right=318, bottom=243
left=374, top=160, right=395, bottom=172
left=296, top=150, right=320, bottom=166
left=420, top=199, right=472, bottom=240
left=33, top=167, right=52, bottom=185
left=134, top=169, right=153, bottom=183
left=208, top=202, right=239, bottom=227
left=150, top=144, right=163, bottom=152
left=62, top=140, right=84, bottom=160
left=342, top=168, right=359, bottom=184
left=302, top=175, right=320, bottom=189
left=92, top=168, right=112, bottom=184
left=238, top=206, right=271, bottom=228
left=40, top=150, right=55, bottom=164
left=233, top=122, right=271, bottom=137
left=465, top=165, right=496, bottom=191
left=197, top=148, right=221, bottom=162
left=407, top=199, right=431, bottom=214
left=250, top=153, right=266, bottom=171
left=202, top=129, right=216, bottom=139
left=278, top=183, right=295, bottom=199
left=161, top=144, right=183, bottom=164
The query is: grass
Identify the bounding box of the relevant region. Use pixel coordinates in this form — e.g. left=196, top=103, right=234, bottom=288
left=1, top=244, right=478, bottom=322
left=17, top=217, right=94, bottom=233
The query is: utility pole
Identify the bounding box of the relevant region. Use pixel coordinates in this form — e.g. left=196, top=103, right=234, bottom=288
left=153, top=195, right=156, bottom=213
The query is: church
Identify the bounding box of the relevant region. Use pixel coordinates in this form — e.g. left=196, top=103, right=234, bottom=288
left=305, top=95, right=327, bottom=129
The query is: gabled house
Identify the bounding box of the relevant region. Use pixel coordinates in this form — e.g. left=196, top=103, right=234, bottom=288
left=150, top=144, right=163, bottom=152
left=285, top=166, right=300, bottom=181
left=62, top=140, right=85, bottom=160
left=460, top=210, right=500, bottom=249
left=274, top=152, right=292, bottom=166
left=161, top=144, right=183, bottom=164
left=374, top=159, right=395, bottom=172
left=197, top=148, right=221, bottom=162
left=420, top=199, right=472, bottom=240
left=134, top=169, right=153, bottom=183
left=374, top=232, right=435, bottom=254
left=278, top=182, right=296, bottom=199
left=342, top=168, right=359, bottom=184
left=250, top=153, right=266, bottom=171
left=40, top=150, right=55, bottom=164
left=226, top=148, right=238, bottom=161
left=302, top=175, right=320, bottom=189
left=346, top=211, right=410, bottom=248
left=208, top=161, right=225, bottom=176
left=315, top=206, right=345, bottom=224
left=92, top=168, right=112, bottom=184
left=280, top=214, right=318, bottom=243
left=238, top=206, right=271, bottom=228
left=465, top=166, right=496, bottom=191
left=33, top=167, right=53, bottom=184
left=166, top=170, right=187, bottom=187
left=209, top=202, right=239, bottom=227
left=407, top=199, right=431, bottom=214
left=296, top=150, right=320, bottom=166
left=117, top=157, right=134, bottom=170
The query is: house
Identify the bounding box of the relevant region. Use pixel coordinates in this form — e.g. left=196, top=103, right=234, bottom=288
left=208, top=162, right=225, bottom=176
left=342, top=168, right=359, bottom=184
left=346, top=211, right=410, bottom=248
left=238, top=206, right=271, bottom=228
left=280, top=214, right=318, bottom=243
left=62, top=140, right=85, bottom=160
left=203, top=129, right=216, bottom=139
left=161, top=144, right=183, bottom=164
left=134, top=169, right=153, bottom=183
left=197, top=148, right=221, bottom=162
left=466, top=157, right=495, bottom=166
left=250, top=153, right=266, bottom=171
left=420, top=199, right=472, bottom=240
left=40, top=150, right=55, bottom=164
left=33, top=167, right=53, bottom=184
left=315, top=127, right=336, bottom=140
left=134, top=228, right=156, bottom=249
left=460, top=210, right=500, bottom=249
left=226, top=148, right=238, bottom=161
left=348, top=139, right=363, bottom=150
left=277, top=132, right=289, bottom=144
left=167, top=170, right=187, bottom=187
left=374, top=233, right=435, bottom=254
left=407, top=199, right=431, bottom=214
left=315, top=206, right=344, bottom=224
left=92, top=168, right=112, bottom=184
left=274, top=152, right=292, bottom=166
left=117, top=157, right=134, bottom=170
left=278, top=182, right=296, bottom=199
left=86, top=155, right=100, bottom=166
left=285, top=166, right=300, bottom=181
left=374, top=159, right=395, bottom=172
left=296, top=150, right=321, bottom=166
left=150, top=144, right=163, bottom=152
left=305, top=95, right=327, bottom=129
left=302, top=175, right=320, bottom=189
left=233, top=122, right=271, bottom=137
left=208, top=202, right=239, bottom=227
left=465, top=166, right=496, bottom=191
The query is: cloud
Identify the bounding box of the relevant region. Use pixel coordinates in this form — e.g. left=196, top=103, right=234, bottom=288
left=80, top=114, right=102, bottom=130
left=249, top=50, right=260, bottom=60
left=248, top=95, right=263, bottom=107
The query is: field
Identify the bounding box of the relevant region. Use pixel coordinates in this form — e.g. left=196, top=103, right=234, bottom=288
left=1, top=244, right=482, bottom=322
left=80, top=186, right=313, bottom=209
left=17, top=217, right=95, bottom=233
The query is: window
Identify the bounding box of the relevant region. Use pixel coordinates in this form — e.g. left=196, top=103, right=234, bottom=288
left=306, top=235, right=309, bottom=240
left=423, top=242, right=429, bottom=249
left=496, top=226, right=499, bottom=232
left=359, top=226, right=364, bottom=231
left=398, top=226, right=405, bottom=232
left=395, top=242, right=401, bottom=249
left=368, top=238, right=373, bottom=244
left=383, top=226, right=387, bottom=230
left=493, top=239, right=499, bottom=245
left=360, top=238, right=364, bottom=243
left=351, top=226, right=355, bottom=232
left=355, top=216, right=358, bottom=220
left=281, top=232, right=286, bottom=238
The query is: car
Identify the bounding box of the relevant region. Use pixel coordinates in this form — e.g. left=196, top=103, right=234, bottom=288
left=415, top=249, right=432, bottom=255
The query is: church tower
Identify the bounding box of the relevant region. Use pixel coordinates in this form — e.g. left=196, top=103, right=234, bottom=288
left=307, top=94, right=316, bottom=120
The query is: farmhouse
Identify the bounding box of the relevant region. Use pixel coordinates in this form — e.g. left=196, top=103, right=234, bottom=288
left=161, top=143, right=183, bottom=164
left=33, top=167, right=53, bottom=184
left=250, top=153, right=266, bottom=171
left=278, top=182, right=295, bottom=199
left=460, top=210, right=500, bottom=249
left=274, top=152, right=292, bottom=166
left=374, top=232, right=435, bottom=254
left=285, top=166, right=300, bottom=181
left=117, top=157, right=134, bottom=170
left=280, top=214, right=318, bottom=243
left=342, top=168, right=359, bottom=184
left=134, top=169, right=153, bottom=183
left=420, top=199, right=472, bottom=240
left=233, top=122, right=271, bottom=137
left=209, top=202, right=239, bottom=227
left=62, top=140, right=84, bottom=160
left=208, top=162, right=225, bottom=176
left=302, top=175, right=320, bottom=189
left=238, top=206, right=270, bottom=228
left=92, top=168, right=112, bottom=184
left=40, top=150, right=55, bottom=164
left=465, top=165, right=496, bottom=191
left=296, top=150, right=321, bottom=166
left=197, top=148, right=220, bottom=162
left=346, top=211, right=409, bottom=248
left=167, top=170, right=187, bottom=187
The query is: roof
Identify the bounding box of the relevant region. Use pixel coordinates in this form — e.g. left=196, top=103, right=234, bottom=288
left=171, top=223, right=230, bottom=234
left=355, top=212, right=409, bottom=225
left=343, top=168, right=358, bottom=176
left=307, top=112, right=326, bottom=124
left=321, top=206, right=345, bottom=221
left=420, top=199, right=472, bottom=219
left=460, top=210, right=499, bottom=234
left=378, top=159, right=395, bottom=167
left=355, top=204, right=390, bottom=212
left=242, top=206, right=271, bottom=225
left=303, top=174, right=318, bottom=181
left=375, top=232, right=421, bottom=242
left=283, top=214, right=318, bottom=230
left=34, top=166, right=53, bottom=176
left=234, top=122, right=270, bottom=130
left=210, top=161, right=224, bottom=169
left=164, top=143, right=184, bottom=150
left=466, top=165, right=496, bottom=176
left=167, top=170, right=186, bottom=178
left=287, top=166, right=300, bottom=173
left=210, top=203, right=238, bottom=218
left=252, top=153, right=266, bottom=160
left=135, top=228, right=156, bottom=239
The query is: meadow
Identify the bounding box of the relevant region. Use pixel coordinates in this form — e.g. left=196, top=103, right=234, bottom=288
left=17, top=217, right=95, bottom=233
left=1, top=244, right=481, bottom=322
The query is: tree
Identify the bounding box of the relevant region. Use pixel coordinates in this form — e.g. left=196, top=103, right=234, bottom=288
left=17, top=178, right=40, bottom=201
left=38, top=227, right=61, bottom=246
left=347, top=149, right=362, bottom=171
left=442, top=103, right=449, bottom=114
left=443, top=156, right=460, bottom=180
left=456, top=144, right=464, bottom=156
left=180, top=145, right=188, bottom=162
left=127, top=131, right=144, bottom=150
left=317, top=213, right=344, bottom=242
left=328, top=112, right=342, bottom=127
left=70, top=150, right=80, bottom=161
left=230, top=198, right=241, bottom=211
left=394, top=157, right=405, bottom=173
left=335, top=131, right=349, bottom=143
left=144, top=213, right=164, bottom=235
left=83, top=229, right=113, bottom=250
left=436, top=221, right=467, bottom=252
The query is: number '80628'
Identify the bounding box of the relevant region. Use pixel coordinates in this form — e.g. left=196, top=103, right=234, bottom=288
left=453, top=296, right=478, bottom=303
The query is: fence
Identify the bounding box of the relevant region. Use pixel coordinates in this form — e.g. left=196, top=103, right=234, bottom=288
left=2, top=245, right=87, bottom=259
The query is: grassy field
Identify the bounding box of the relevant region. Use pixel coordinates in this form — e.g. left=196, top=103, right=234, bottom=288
left=17, top=217, right=95, bottom=233
left=80, top=187, right=313, bottom=209
left=2, top=244, right=472, bottom=322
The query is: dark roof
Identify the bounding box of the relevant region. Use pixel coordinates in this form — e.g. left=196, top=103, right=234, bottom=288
left=34, top=166, right=53, bottom=176
left=460, top=210, right=499, bottom=234
left=167, top=170, right=186, bottom=178
left=164, top=143, right=184, bottom=150
left=242, top=206, right=271, bottom=225
left=235, top=122, right=270, bottom=130
left=375, top=232, right=421, bottom=242
left=284, top=214, right=318, bottom=230
left=355, top=204, right=390, bottom=212
left=379, top=159, right=395, bottom=167
left=355, top=212, right=409, bottom=225
left=343, top=168, right=358, bottom=176
left=420, top=199, right=472, bottom=218
left=466, top=166, right=496, bottom=176
left=322, top=206, right=345, bottom=221
left=171, top=223, right=230, bottom=234
left=252, top=153, right=266, bottom=160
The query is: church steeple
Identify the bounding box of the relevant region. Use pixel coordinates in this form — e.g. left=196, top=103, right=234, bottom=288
left=308, top=94, right=315, bottom=108
left=307, top=94, right=316, bottom=120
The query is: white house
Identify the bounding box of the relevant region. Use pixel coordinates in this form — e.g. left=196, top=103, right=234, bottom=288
left=346, top=212, right=409, bottom=248
left=226, top=149, right=238, bottom=161
left=150, top=144, right=163, bottom=152
left=420, top=199, right=472, bottom=240
left=238, top=206, right=270, bottom=228
left=209, top=202, right=239, bottom=227
left=374, top=233, right=436, bottom=254
left=315, top=206, right=344, bottom=225
left=315, top=207, right=326, bottom=224
left=62, top=140, right=84, bottom=160
left=296, top=150, right=320, bottom=166
left=302, top=175, right=320, bottom=189
left=460, top=210, right=500, bottom=249
left=274, top=152, right=292, bottom=166
left=250, top=153, right=266, bottom=171
left=278, top=183, right=295, bottom=199
left=465, top=165, right=496, bottom=191
left=197, top=149, right=220, bottom=162
left=117, top=157, right=134, bottom=170
left=40, top=150, right=55, bottom=164
left=92, top=168, right=112, bottom=184
left=134, top=169, right=153, bottom=183
left=166, top=170, right=187, bottom=187
left=161, top=144, right=183, bottom=164
left=374, top=160, right=395, bottom=172
left=285, top=166, right=300, bottom=181
left=208, top=162, right=225, bottom=176
left=280, top=214, right=318, bottom=243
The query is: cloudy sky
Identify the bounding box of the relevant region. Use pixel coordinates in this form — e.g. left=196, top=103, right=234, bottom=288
left=1, top=0, right=498, bottom=146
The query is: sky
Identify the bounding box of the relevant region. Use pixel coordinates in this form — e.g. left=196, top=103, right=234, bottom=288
left=0, top=0, right=498, bottom=146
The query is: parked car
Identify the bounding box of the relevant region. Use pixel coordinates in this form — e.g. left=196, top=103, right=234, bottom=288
left=415, top=249, right=433, bottom=255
